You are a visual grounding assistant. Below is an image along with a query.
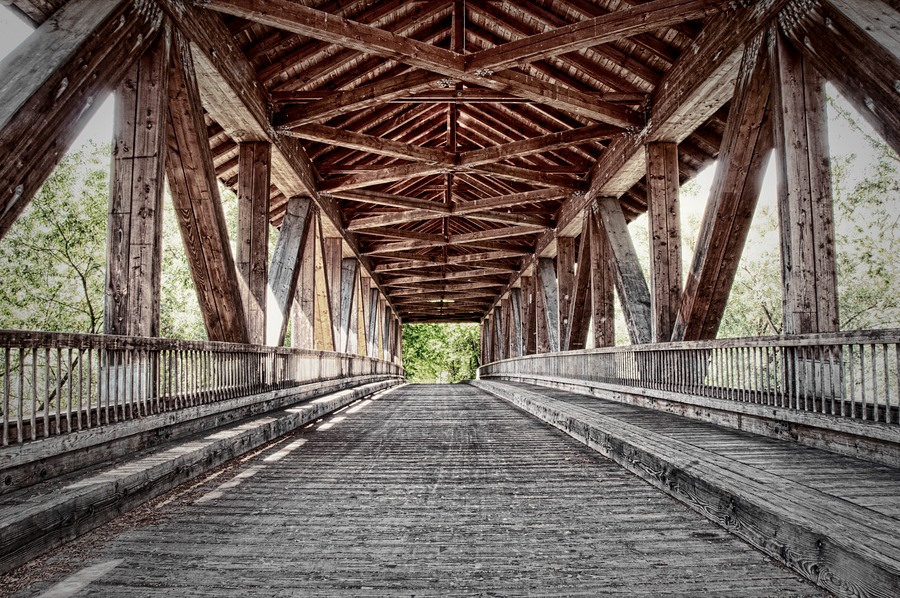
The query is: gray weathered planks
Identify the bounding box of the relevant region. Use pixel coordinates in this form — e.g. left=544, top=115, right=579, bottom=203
left=11, top=384, right=828, bottom=597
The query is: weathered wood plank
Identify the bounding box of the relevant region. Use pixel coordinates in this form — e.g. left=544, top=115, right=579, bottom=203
left=105, top=28, right=170, bottom=338
left=556, top=237, right=576, bottom=352
left=290, top=207, right=317, bottom=350
left=284, top=123, right=453, bottom=165
left=565, top=216, right=593, bottom=351
left=313, top=216, right=335, bottom=352
left=780, top=0, right=900, bottom=157
left=590, top=208, right=616, bottom=348
left=673, top=36, right=773, bottom=342
left=509, top=287, right=524, bottom=358
left=770, top=30, right=839, bottom=335
left=467, top=0, right=728, bottom=72
left=339, top=258, right=359, bottom=353
left=237, top=141, right=271, bottom=345
left=537, top=257, right=560, bottom=353
left=268, top=196, right=312, bottom=346
left=0, top=0, right=163, bottom=239
left=324, top=237, right=344, bottom=351
left=165, top=32, right=248, bottom=344
left=645, top=142, right=681, bottom=343
left=595, top=197, right=651, bottom=345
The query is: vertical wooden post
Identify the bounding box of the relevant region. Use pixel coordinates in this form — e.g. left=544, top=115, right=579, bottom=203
left=646, top=142, right=682, bottom=343
left=357, top=275, right=369, bottom=356
left=595, top=197, right=652, bottom=345
left=590, top=209, right=616, bottom=347
left=510, top=287, right=523, bottom=357
left=290, top=212, right=316, bottom=349
left=339, top=257, right=359, bottom=353
left=564, top=216, right=593, bottom=351
left=236, top=141, right=271, bottom=345
left=521, top=274, right=537, bottom=355
left=313, top=216, right=335, bottom=352
left=494, top=305, right=504, bottom=362
left=267, top=196, right=312, bottom=346
left=556, top=237, right=576, bottom=350
left=382, top=305, right=392, bottom=362
left=325, top=237, right=344, bottom=349
left=537, top=257, right=560, bottom=353
left=770, top=31, right=839, bottom=334
left=105, top=30, right=170, bottom=338
left=367, top=287, right=380, bottom=358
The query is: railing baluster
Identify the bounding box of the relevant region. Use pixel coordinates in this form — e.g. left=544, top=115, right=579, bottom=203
left=2, top=347, right=9, bottom=445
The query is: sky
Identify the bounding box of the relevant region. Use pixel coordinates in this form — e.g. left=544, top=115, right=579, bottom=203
left=0, top=5, right=891, bottom=229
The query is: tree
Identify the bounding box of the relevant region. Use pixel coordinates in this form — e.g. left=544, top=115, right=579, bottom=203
left=0, top=143, right=109, bottom=333
left=401, top=323, right=480, bottom=383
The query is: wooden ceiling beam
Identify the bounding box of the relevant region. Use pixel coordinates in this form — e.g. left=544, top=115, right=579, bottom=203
left=275, top=89, right=648, bottom=105
left=467, top=0, right=728, bottom=72
left=469, top=162, right=585, bottom=190
left=453, top=187, right=570, bottom=214
left=458, top=124, right=619, bottom=167
left=321, top=163, right=449, bottom=192
left=383, top=268, right=514, bottom=285
left=330, top=189, right=450, bottom=212
left=202, top=0, right=643, bottom=127
left=347, top=208, right=446, bottom=231
left=464, top=211, right=553, bottom=228
left=283, top=122, right=454, bottom=165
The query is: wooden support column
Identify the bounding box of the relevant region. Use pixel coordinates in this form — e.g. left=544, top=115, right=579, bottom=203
left=268, top=196, right=312, bottom=346
left=590, top=209, right=616, bottom=348
left=339, top=257, right=359, bottom=353
left=595, top=197, right=652, bottom=345
left=367, top=287, right=380, bottom=358
left=564, top=216, right=593, bottom=351
left=290, top=207, right=317, bottom=349
left=494, top=305, right=504, bottom=362
left=509, top=288, right=524, bottom=358
left=312, top=216, right=335, bottom=352
left=105, top=30, right=170, bottom=337
left=674, top=36, right=773, bottom=341
left=324, top=237, right=344, bottom=350
left=537, top=258, right=560, bottom=353
left=166, top=32, right=247, bottom=344
left=556, top=237, right=577, bottom=351
left=521, top=275, right=537, bottom=355
left=780, top=0, right=900, bottom=157
left=0, top=0, right=163, bottom=239
left=646, top=142, right=682, bottom=343
left=770, top=30, right=839, bottom=334
left=237, top=141, right=271, bottom=345
left=383, top=305, right=393, bottom=362
left=357, top=275, right=369, bottom=357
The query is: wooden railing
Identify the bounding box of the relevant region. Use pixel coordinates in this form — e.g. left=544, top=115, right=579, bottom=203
left=0, top=330, right=404, bottom=445
left=479, top=330, right=900, bottom=425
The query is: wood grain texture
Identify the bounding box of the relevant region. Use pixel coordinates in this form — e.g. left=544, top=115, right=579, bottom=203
left=237, top=142, right=271, bottom=345
left=269, top=196, right=312, bottom=346
left=590, top=209, right=616, bottom=348
left=770, top=30, right=839, bottom=335
left=476, top=379, right=900, bottom=598
left=105, top=28, right=171, bottom=338
left=290, top=210, right=316, bottom=350
left=13, top=384, right=833, bottom=597
left=0, top=0, right=163, bottom=239
left=165, top=32, right=248, bottom=344
left=645, top=142, right=682, bottom=343
left=674, top=36, right=773, bottom=342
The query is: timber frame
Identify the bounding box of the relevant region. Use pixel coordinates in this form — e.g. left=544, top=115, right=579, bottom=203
left=0, top=0, right=897, bottom=359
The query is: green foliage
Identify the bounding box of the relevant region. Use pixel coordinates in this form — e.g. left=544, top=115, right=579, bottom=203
left=401, top=323, right=480, bottom=383
left=0, top=143, right=109, bottom=333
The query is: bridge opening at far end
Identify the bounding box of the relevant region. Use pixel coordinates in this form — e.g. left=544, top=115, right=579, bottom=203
left=401, top=323, right=480, bottom=384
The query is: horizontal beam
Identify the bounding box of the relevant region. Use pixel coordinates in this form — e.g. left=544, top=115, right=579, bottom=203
left=283, top=123, right=453, bottom=165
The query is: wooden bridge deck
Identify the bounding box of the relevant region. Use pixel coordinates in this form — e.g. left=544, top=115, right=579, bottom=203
left=3, top=383, right=834, bottom=597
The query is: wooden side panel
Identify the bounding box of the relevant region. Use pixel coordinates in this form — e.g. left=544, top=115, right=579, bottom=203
left=494, top=305, right=504, bottom=362
left=770, top=31, right=839, bottom=335
left=521, top=275, right=537, bottom=355
left=165, top=32, right=247, bottom=344
left=590, top=210, right=616, bottom=347
left=566, top=216, right=593, bottom=351
left=367, top=287, right=380, bottom=358
left=324, top=237, right=343, bottom=350
left=382, top=304, right=392, bottom=362
left=313, top=215, right=335, bottom=352
left=781, top=0, right=900, bottom=157
left=673, top=37, right=773, bottom=341
left=556, top=237, right=576, bottom=351
left=596, top=197, right=652, bottom=345
left=339, top=258, right=359, bottom=353
left=537, top=258, right=560, bottom=353
left=268, top=195, right=312, bottom=346
left=105, top=29, right=170, bottom=338
left=357, top=275, right=369, bottom=357
left=646, top=142, right=681, bottom=343
left=290, top=208, right=316, bottom=350
left=509, top=288, right=523, bottom=358
left=0, top=0, right=163, bottom=239
left=237, top=141, right=271, bottom=345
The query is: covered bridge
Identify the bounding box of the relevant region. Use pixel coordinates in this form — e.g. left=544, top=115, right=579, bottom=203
left=0, top=1, right=898, bottom=597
